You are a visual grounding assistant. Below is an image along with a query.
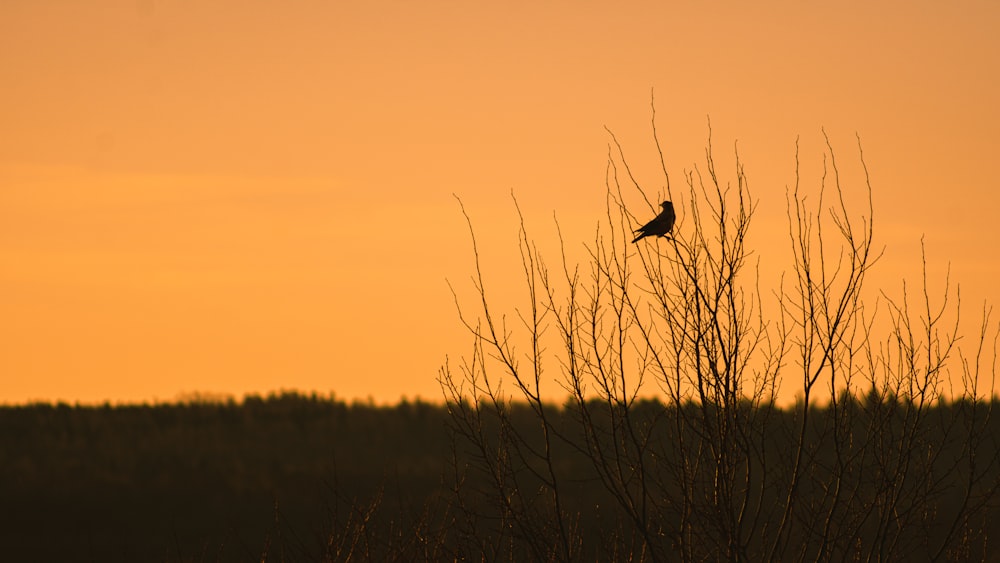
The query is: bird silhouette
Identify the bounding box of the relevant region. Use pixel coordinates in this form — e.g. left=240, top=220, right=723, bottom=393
left=632, top=201, right=675, bottom=243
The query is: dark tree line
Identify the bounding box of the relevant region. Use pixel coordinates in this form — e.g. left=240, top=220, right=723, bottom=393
left=0, top=393, right=450, bottom=562
left=1, top=394, right=998, bottom=561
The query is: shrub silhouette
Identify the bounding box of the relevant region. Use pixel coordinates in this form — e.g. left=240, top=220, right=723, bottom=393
left=440, top=120, right=1000, bottom=561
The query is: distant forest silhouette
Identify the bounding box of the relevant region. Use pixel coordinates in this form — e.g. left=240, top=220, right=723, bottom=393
left=3, top=393, right=998, bottom=562
left=2, top=393, right=445, bottom=561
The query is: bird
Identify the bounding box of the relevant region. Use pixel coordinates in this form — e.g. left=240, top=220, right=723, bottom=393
left=632, top=201, right=675, bottom=243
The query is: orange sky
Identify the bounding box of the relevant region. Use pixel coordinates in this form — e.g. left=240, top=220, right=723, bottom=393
left=2, top=1, right=998, bottom=404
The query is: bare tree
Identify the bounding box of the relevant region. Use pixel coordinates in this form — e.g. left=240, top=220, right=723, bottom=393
left=440, top=110, right=1000, bottom=562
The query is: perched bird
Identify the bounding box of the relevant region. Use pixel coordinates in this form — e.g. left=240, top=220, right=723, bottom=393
left=632, top=201, right=675, bottom=243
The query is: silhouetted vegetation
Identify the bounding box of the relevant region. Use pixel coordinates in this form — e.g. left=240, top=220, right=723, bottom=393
left=0, top=393, right=451, bottom=562
left=2, top=393, right=999, bottom=561
left=440, top=119, right=1000, bottom=561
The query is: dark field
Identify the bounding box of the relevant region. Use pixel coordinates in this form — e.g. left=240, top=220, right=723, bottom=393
left=3, top=392, right=999, bottom=561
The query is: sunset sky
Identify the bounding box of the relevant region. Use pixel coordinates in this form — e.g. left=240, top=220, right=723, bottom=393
left=2, top=1, right=998, bottom=404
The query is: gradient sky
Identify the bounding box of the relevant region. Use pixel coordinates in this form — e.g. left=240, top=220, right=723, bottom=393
left=2, top=1, right=998, bottom=404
